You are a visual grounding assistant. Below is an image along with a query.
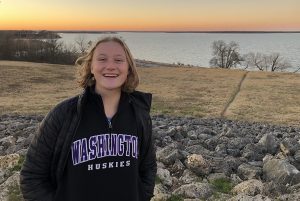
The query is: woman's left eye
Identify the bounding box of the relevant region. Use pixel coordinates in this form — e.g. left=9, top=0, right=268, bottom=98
left=115, top=59, right=124, bottom=63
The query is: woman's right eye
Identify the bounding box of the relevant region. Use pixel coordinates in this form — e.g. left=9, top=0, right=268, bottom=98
left=98, top=58, right=106, bottom=62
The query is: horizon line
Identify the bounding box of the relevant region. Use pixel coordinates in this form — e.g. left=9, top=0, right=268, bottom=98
left=1, top=29, right=300, bottom=33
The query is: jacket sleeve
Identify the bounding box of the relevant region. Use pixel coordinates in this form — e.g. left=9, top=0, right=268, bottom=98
left=139, top=115, right=157, bottom=201
left=20, top=106, right=63, bottom=201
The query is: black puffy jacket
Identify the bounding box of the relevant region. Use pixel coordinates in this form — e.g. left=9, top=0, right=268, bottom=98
left=20, top=88, right=157, bottom=201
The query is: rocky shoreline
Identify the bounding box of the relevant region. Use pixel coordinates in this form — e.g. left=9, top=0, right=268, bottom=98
left=0, top=114, right=300, bottom=200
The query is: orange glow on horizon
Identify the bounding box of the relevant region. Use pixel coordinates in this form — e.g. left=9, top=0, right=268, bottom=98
left=0, top=0, right=299, bottom=31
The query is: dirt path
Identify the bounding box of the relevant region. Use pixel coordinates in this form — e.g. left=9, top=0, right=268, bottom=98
left=220, top=71, right=249, bottom=117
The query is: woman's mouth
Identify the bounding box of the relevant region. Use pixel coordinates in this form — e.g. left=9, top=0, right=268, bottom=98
left=103, top=74, right=119, bottom=78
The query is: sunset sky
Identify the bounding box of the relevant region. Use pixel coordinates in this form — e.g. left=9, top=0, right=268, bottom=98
left=0, top=0, right=300, bottom=31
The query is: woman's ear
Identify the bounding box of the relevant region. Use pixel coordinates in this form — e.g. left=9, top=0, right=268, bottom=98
left=90, top=65, right=94, bottom=74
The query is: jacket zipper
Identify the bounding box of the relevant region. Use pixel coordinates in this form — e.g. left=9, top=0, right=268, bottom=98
left=108, top=119, right=112, bottom=134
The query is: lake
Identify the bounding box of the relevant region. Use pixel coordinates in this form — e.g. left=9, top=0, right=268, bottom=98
left=58, top=32, right=300, bottom=72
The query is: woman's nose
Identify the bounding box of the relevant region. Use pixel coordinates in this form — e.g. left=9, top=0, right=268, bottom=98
left=106, top=60, right=116, bottom=70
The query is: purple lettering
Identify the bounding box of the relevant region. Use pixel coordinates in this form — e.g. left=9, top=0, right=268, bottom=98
left=97, top=135, right=106, bottom=158
left=124, top=135, right=131, bottom=157
left=89, top=136, right=97, bottom=160
left=110, top=134, right=117, bottom=156
left=71, top=140, right=81, bottom=165
left=118, top=135, right=124, bottom=156
left=80, top=138, right=88, bottom=162
left=105, top=134, right=111, bottom=156
left=131, top=136, right=138, bottom=158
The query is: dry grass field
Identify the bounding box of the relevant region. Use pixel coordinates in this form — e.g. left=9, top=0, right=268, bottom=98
left=0, top=60, right=299, bottom=127
left=226, top=71, right=300, bottom=126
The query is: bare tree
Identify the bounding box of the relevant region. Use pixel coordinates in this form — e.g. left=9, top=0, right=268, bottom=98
left=209, top=40, right=243, bottom=69
left=293, top=66, right=300, bottom=73
left=243, top=52, right=291, bottom=72
left=75, top=35, right=90, bottom=54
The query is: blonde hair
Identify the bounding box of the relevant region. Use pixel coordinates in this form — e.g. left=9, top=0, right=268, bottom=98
left=76, top=36, right=139, bottom=92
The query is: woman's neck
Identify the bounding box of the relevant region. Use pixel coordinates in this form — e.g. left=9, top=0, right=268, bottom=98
left=95, top=87, right=121, bottom=119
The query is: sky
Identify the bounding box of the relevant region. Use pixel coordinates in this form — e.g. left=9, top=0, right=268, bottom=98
left=0, top=0, right=300, bottom=31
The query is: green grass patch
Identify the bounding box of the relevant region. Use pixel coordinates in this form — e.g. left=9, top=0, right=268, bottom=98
left=155, top=175, right=162, bottom=184
left=166, top=195, right=184, bottom=201
left=10, top=155, right=25, bottom=172
left=8, top=184, right=24, bottom=201
left=211, top=178, right=233, bottom=194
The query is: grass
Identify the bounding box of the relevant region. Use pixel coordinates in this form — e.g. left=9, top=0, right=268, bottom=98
left=7, top=184, right=24, bottom=201
left=166, top=195, right=184, bottom=201
left=226, top=71, right=300, bottom=126
left=155, top=175, right=162, bottom=184
left=0, top=60, right=299, bottom=126
left=210, top=178, right=233, bottom=194
left=139, top=66, right=245, bottom=118
left=9, top=155, right=25, bottom=172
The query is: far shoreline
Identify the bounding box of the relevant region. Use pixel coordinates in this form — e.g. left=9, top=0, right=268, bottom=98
left=54, top=30, right=300, bottom=34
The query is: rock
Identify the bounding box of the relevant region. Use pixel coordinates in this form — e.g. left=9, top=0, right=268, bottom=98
left=241, top=144, right=266, bottom=161
left=157, top=168, right=172, bottom=187
left=294, top=150, right=300, bottom=162
left=170, top=159, right=185, bottom=177
left=0, top=153, right=20, bottom=169
left=0, top=172, right=20, bottom=201
left=1, top=114, right=300, bottom=201
left=263, top=156, right=300, bottom=185
left=173, top=182, right=213, bottom=199
left=156, top=143, right=182, bottom=166
left=215, top=144, right=227, bottom=156
left=187, top=130, right=198, bottom=140
left=202, top=128, right=217, bottom=135
left=258, top=133, right=278, bottom=154
left=277, top=193, right=300, bottom=201
left=237, top=163, right=262, bottom=180
left=151, top=193, right=170, bottom=201
left=262, top=181, right=288, bottom=197
left=0, top=136, right=16, bottom=148
left=280, top=138, right=300, bottom=156
left=232, top=179, right=263, bottom=196
left=151, top=183, right=170, bottom=201
left=185, top=145, right=211, bottom=156
left=0, top=125, right=5, bottom=131
left=179, top=169, right=199, bottom=184
left=185, top=154, right=211, bottom=176
left=227, top=194, right=271, bottom=201
left=230, top=174, right=243, bottom=186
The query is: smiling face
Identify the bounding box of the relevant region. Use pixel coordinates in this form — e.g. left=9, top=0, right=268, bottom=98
left=91, top=41, right=129, bottom=94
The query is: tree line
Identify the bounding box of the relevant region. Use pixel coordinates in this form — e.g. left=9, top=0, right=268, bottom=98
left=209, top=40, right=299, bottom=72
left=0, top=31, right=80, bottom=65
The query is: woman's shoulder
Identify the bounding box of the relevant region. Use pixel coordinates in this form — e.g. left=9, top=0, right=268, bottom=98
left=129, top=90, right=152, bottom=112
left=54, top=95, right=80, bottom=111
left=48, top=90, right=86, bottom=118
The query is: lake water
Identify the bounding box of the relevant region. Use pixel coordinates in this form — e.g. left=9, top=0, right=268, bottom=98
left=58, top=32, right=300, bottom=72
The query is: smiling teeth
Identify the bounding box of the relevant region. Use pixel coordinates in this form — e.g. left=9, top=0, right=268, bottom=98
left=104, top=74, right=118, bottom=77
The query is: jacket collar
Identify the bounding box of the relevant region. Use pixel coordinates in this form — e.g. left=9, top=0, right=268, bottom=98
left=77, top=87, right=152, bottom=113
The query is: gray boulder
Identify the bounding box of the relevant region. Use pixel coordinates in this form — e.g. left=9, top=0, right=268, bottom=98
left=263, top=156, right=300, bottom=185
left=172, top=182, right=213, bottom=199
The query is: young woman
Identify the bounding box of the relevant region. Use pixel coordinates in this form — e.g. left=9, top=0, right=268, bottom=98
left=20, top=36, right=157, bottom=201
